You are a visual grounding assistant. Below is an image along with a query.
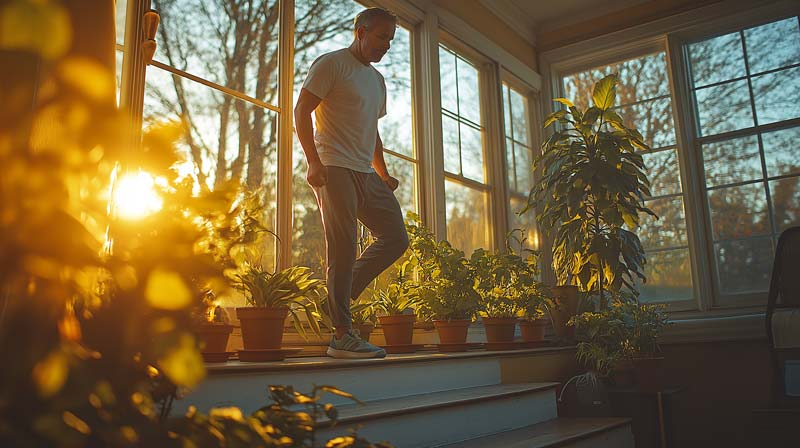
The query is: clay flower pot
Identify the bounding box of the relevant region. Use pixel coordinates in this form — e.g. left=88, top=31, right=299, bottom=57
left=236, top=307, right=289, bottom=350
left=434, top=319, right=471, bottom=344
left=483, top=317, right=518, bottom=343
left=378, top=314, right=415, bottom=345
left=195, top=323, right=233, bottom=353
left=549, top=285, right=580, bottom=340
left=519, top=318, right=549, bottom=342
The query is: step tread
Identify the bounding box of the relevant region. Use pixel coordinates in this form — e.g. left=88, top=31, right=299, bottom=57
left=441, top=417, right=632, bottom=448
left=207, top=346, right=575, bottom=374
left=327, top=382, right=559, bottom=425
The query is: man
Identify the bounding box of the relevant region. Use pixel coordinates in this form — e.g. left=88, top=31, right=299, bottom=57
left=294, top=7, right=409, bottom=359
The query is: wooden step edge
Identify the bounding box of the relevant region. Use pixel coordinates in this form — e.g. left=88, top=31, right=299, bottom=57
left=206, top=346, right=576, bottom=375
left=441, top=417, right=632, bottom=448
left=320, top=382, right=559, bottom=428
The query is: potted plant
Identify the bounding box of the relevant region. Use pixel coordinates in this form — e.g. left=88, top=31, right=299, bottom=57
left=569, top=295, right=670, bottom=390
left=310, top=288, right=378, bottom=342
left=193, top=290, right=234, bottom=360
left=374, top=264, right=422, bottom=348
left=525, top=74, right=656, bottom=320
left=404, top=214, right=480, bottom=348
left=234, top=264, right=324, bottom=351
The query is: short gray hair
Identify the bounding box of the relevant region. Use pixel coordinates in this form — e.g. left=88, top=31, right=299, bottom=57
left=353, top=7, right=397, bottom=30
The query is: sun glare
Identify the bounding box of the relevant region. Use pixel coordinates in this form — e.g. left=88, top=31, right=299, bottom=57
left=113, top=171, right=163, bottom=220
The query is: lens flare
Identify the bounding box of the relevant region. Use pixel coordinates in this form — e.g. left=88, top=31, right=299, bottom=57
left=113, top=171, right=163, bottom=220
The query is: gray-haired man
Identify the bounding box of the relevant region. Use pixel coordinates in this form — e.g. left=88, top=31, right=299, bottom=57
left=294, top=7, right=409, bottom=359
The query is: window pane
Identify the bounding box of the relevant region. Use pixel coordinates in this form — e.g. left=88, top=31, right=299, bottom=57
left=144, top=67, right=278, bottom=279
left=702, top=135, right=762, bottom=188
left=688, top=32, right=746, bottom=88
left=445, top=180, right=489, bottom=255
left=617, top=98, right=675, bottom=149
left=763, top=126, right=800, bottom=178
left=155, top=0, right=280, bottom=101
left=694, top=80, right=754, bottom=136
left=744, top=17, right=800, bottom=75
left=442, top=114, right=461, bottom=174
left=457, top=58, right=481, bottom=125
left=384, top=154, right=417, bottom=215
left=115, top=50, right=123, bottom=106
left=116, top=0, right=127, bottom=46
left=770, top=177, right=800, bottom=233
left=509, top=88, right=529, bottom=146
left=708, top=183, right=769, bottom=240
left=752, top=66, right=800, bottom=125
left=509, top=196, right=538, bottom=253
left=644, top=149, right=682, bottom=197
left=514, top=145, right=532, bottom=193
left=639, top=197, right=688, bottom=249
left=637, top=249, right=693, bottom=303
left=460, top=122, right=484, bottom=182
left=506, top=138, right=516, bottom=192
left=715, top=237, right=773, bottom=295
left=439, top=47, right=458, bottom=114
left=503, top=86, right=512, bottom=138
left=377, top=26, right=414, bottom=157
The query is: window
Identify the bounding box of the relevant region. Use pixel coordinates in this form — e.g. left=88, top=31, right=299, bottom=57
left=502, top=81, right=538, bottom=253
left=561, top=51, right=694, bottom=305
left=686, top=17, right=800, bottom=304
left=115, top=0, right=127, bottom=103
left=439, top=43, right=491, bottom=255
left=291, top=0, right=419, bottom=277
left=143, top=0, right=282, bottom=306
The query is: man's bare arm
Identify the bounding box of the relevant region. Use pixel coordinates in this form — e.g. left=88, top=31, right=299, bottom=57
left=372, top=131, right=399, bottom=191
left=294, top=88, right=327, bottom=186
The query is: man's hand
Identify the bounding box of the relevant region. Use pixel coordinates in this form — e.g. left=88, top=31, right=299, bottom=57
left=380, top=174, right=399, bottom=191
left=307, top=161, right=328, bottom=187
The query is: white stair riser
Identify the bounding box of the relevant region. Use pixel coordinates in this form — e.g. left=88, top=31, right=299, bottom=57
left=561, top=425, right=635, bottom=448
left=177, top=358, right=502, bottom=414
left=318, top=389, right=558, bottom=448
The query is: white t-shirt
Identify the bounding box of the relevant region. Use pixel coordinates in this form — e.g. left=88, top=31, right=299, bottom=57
left=301, top=48, right=387, bottom=173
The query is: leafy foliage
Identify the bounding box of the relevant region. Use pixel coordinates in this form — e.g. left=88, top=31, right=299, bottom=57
left=403, top=213, right=480, bottom=321
left=569, top=295, right=670, bottom=375
left=469, top=246, right=551, bottom=319
left=526, top=74, right=657, bottom=305
left=373, top=262, right=423, bottom=317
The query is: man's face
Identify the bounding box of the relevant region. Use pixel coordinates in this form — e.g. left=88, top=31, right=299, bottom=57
left=357, top=18, right=396, bottom=63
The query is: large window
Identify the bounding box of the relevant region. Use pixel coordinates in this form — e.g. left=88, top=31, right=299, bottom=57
left=686, top=17, right=800, bottom=305
left=439, top=43, right=491, bottom=255
left=502, top=81, right=538, bottom=253
left=562, top=51, right=694, bottom=305
left=143, top=0, right=282, bottom=305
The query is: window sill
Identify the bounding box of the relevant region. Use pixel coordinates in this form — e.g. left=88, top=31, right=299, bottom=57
left=661, top=312, right=766, bottom=344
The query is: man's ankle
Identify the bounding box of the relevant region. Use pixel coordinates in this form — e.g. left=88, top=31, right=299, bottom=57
left=334, top=328, right=350, bottom=339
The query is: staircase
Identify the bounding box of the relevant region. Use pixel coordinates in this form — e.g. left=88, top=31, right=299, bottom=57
left=176, top=348, right=634, bottom=447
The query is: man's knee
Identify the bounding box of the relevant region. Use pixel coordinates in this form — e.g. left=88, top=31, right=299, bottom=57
left=392, top=229, right=409, bottom=258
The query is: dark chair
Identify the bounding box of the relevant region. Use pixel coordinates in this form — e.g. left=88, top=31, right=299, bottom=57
left=765, top=226, right=800, bottom=408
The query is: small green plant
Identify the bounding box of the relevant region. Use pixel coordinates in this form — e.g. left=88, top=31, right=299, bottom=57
left=234, top=264, right=324, bottom=337
left=404, top=213, right=480, bottom=321
left=374, top=263, right=422, bottom=316
left=569, top=295, right=670, bottom=375
left=525, top=74, right=657, bottom=308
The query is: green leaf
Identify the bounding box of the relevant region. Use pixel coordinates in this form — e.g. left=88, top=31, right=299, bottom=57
left=544, top=109, right=567, bottom=128
left=592, top=74, right=617, bottom=111
left=583, top=107, right=601, bottom=126
left=554, top=98, right=574, bottom=108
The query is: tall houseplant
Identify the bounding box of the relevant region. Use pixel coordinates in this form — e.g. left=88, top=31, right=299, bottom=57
left=526, top=74, right=657, bottom=310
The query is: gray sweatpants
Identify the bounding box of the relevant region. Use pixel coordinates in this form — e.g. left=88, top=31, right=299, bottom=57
left=312, top=166, right=409, bottom=330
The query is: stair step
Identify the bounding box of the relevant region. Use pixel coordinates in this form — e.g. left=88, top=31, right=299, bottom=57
left=318, top=383, right=559, bottom=448
left=177, top=348, right=573, bottom=414
left=440, top=417, right=634, bottom=448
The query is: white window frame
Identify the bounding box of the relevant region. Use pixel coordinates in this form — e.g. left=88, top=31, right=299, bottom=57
left=540, top=0, right=799, bottom=340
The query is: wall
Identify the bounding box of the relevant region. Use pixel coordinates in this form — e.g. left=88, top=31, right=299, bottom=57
left=433, top=0, right=538, bottom=71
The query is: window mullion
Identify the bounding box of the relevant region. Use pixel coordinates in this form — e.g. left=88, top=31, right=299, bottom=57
left=276, top=0, right=294, bottom=271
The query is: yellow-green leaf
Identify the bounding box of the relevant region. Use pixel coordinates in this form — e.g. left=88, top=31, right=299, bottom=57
left=592, top=74, right=617, bottom=111
left=145, top=268, right=192, bottom=310
left=553, top=98, right=574, bottom=108
left=33, top=349, right=69, bottom=397
left=62, top=411, right=90, bottom=435
left=158, top=334, right=205, bottom=388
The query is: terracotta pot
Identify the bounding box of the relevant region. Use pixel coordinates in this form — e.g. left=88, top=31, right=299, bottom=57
left=378, top=314, right=415, bottom=345
left=434, top=320, right=471, bottom=344
left=632, top=356, right=664, bottom=392
left=483, top=317, right=518, bottom=343
left=353, top=323, right=375, bottom=342
left=195, top=323, right=233, bottom=353
left=519, top=318, right=549, bottom=342
left=549, top=285, right=580, bottom=341
left=236, top=307, right=288, bottom=350
left=610, top=359, right=636, bottom=387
